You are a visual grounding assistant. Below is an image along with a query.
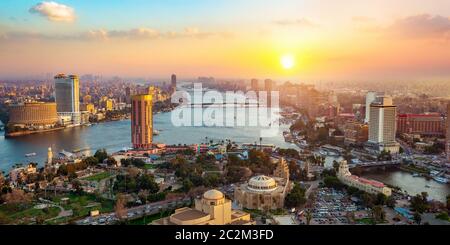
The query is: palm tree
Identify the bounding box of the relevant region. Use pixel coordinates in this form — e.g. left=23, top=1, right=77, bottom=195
left=305, top=210, right=312, bottom=225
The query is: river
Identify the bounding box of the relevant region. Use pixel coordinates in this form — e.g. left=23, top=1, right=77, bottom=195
left=0, top=110, right=296, bottom=172
left=362, top=170, right=449, bottom=203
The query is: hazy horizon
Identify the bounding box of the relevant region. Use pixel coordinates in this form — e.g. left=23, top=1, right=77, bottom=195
left=1, top=0, right=450, bottom=82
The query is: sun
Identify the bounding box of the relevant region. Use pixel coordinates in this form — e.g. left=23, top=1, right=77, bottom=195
left=280, top=54, right=295, bottom=70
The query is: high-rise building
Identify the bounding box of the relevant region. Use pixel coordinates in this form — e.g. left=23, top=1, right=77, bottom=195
left=365, top=91, right=378, bottom=123
left=264, top=79, right=273, bottom=92
left=171, top=74, right=177, bottom=94
left=54, top=74, right=80, bottom=125
left=131, top=94, right=153, bottom=149
left=368, top=96, right=399, bottom=153
left=250, top=79, right=259, bottom=91
left=446, top=104, right=450, bottom=161
left=125, top=87, right=132, bottom=104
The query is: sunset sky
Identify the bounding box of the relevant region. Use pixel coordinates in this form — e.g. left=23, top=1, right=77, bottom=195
left=1, top=0, right=450, bottom=82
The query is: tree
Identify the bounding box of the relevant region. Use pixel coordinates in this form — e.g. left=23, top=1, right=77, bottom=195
left=413, top=212, right=422, bottom=225
left=105, top=156, right=117, bottom=166
left=386, top=195, right=396, bottom=208
left=83, top=156, right=99, bottom=166
left=94, top=149, right=108, bottom=163
left=137, top=174, right=159, bottom=194
left=305, top=210, right=312, bottom=225
left=182, top=179, right=193, bottom=193
left=3, top=189, right=33, bottom=207
left=115, top=194, right=127, bottom=220
left=285, top=183, right=307, bottom=208
left=323, top=176, right=344, bottom=190
left=410, top=193, right=429, bottom=213
left=371, top=205, right=385, bottom=224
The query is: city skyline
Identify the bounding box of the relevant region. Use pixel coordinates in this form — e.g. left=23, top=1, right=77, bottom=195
left=0, top=0, right=450, bottom=82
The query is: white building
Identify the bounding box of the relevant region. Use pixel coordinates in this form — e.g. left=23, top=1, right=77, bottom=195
left=368, top=96, right=400, bottom=153
left=365, top=91, right=377, bottom=123
left=54, top=74, right=80, bottom=125
left=337, top=160, right=392, bottom=196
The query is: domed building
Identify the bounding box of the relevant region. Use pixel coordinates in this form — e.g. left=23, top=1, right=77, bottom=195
left=234, top=157, right=291, bottom=211
left=153, top=189, right=254, bottom=225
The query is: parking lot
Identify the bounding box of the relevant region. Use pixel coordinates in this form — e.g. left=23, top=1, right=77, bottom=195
left=300, top=188, right=366, bottom=225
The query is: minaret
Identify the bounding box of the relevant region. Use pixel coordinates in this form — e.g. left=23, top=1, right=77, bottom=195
left=47, top=147, right=53, bottom=166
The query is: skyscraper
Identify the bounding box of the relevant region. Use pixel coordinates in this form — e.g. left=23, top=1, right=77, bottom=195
left=446, top=103, right=450, bottom=161
left=368, top=96, right=399, bottom=153
left=250, top=79, right=259, bottom=91
left=365, top=91, right=377, bottom=123
left=264, top=79, right=273, bottom=92
left=131, top=94, right=153, bottom=149
left=54, top=74, right=80, bottom=125
left=264, top=79, right=273, bottom=106
left=171, top=74, right=177, bottom=94
left=125, top=86, right=132, bottom=104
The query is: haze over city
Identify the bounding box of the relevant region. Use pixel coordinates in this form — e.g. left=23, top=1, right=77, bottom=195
left=1, top=0, right=450, bottom=82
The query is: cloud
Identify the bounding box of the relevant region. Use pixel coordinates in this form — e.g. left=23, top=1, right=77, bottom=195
left=352, top=16, right=375, bottom=23
left=386, top=14, right=450, bottom=39
left=29, top=1, right=75, bottom=22
left=273, top=18, right=318, bottom=28
left=0, top=27, right=229, bottom=41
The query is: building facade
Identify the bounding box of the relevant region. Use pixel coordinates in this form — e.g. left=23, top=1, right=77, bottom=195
left=131, top=94, right=153, bottom=149
left=344, top=120, right=369, bottom=145
left=251, top=79, right=259, bottom=91
left=368, top=96, right=400, bottom=153
left=337, top=160, right=392, bottom=196
left=171, top=74, right=177, bottom=94
left=234, top=158, right=291, bottom=211
left=447, top=104, right=450, bottom=161
left=54, top=74, right=80, bottom=125
left=397, top=113, right=444, bottom=136
left=8, top=102, right=58, bottom=127
left=153, top=189, right=253, bottom=225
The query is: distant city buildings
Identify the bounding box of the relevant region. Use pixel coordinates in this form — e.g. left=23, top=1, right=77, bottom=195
left=367, top=96, right=400, bottom=153
left=131, top=94, right=153, bottom=149
left=337, top=160, right=392, bottom=196
left=251, top=78, right=259, bottom=91
left=447, top=104, right=450, bottom=161
left=397, top=113, right=445, bottom=136
left=54, top=74, right=81, bottom=125
left=153, top=189, right=253, bottom=225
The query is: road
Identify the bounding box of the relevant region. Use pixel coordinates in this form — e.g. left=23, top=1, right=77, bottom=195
left=75, top=197, right=191, bottom=225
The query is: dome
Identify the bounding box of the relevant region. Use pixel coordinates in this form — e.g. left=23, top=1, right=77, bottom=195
left=247, top=175, right=278, bottom=192
left=203, top=189, right=224, bottom=200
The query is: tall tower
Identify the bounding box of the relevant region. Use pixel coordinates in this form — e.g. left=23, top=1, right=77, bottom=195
left=365, top=91, right=377, bottom=123
left=251, top=79, right=259, bottom=91
left=446, top=103, right=450, bottom=162
left=264, top=79, right=273, bottom=106
left=131, top=94, right=153, bottom=149
left=54, top=74, right=80, bottom=125
left=368, top=96, right=399, bottom=153
left=171, top=74, right=177, bottom=94
left=47, top=147, right=53, bottom=166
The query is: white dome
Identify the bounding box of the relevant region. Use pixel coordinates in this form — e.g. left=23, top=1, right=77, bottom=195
left=203, top=189, right=224, bottom=200
left=247, top=175, right=277, bottom=192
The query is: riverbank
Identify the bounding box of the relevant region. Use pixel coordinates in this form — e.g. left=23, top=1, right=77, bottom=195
left=4, top=125, right=86, bottom=138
